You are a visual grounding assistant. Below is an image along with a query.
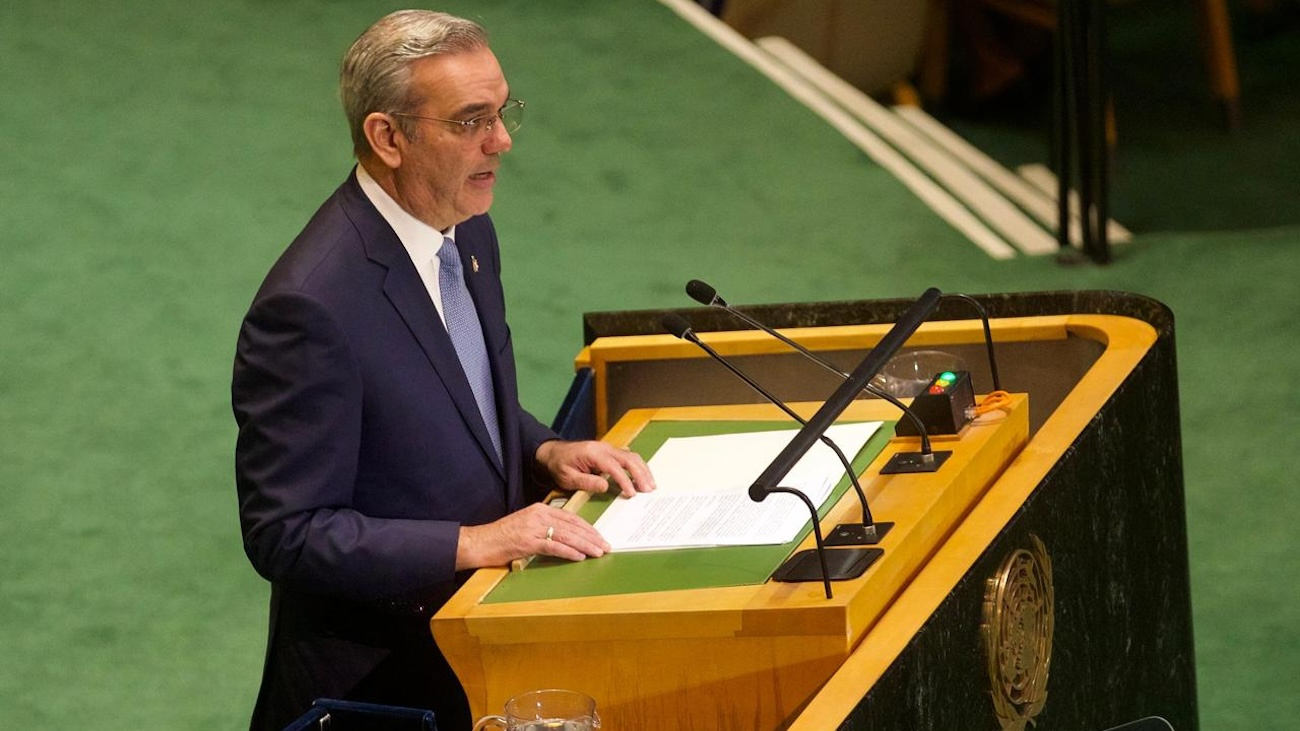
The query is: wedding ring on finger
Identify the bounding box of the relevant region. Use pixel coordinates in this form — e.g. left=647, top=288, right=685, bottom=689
left=545, top=526, right=554, bottom=542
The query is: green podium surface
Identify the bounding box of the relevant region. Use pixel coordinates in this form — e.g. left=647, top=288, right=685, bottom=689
left=485, top=420, right=893, bottom=603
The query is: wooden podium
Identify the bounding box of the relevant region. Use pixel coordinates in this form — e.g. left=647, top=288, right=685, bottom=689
left=433, top=292, right=1197, bottom=731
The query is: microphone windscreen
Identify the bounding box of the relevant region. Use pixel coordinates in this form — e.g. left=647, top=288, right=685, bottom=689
left=660, top=313, right=693, bottom=339
left=685, top=279, right=719, bottom=306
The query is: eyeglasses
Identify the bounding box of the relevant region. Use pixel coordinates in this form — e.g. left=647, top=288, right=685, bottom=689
left=392, top=98, right=525, bottom=137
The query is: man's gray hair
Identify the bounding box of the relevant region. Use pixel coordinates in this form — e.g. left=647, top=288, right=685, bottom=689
left=340, top=9, right=489, bottom=156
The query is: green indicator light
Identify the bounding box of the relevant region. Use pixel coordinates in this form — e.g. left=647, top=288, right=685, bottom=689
left=940, top=371, right=956, bottom=381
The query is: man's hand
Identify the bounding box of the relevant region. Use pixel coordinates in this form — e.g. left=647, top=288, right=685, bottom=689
left=456, top=502, right=611, bottom=570
left=454, top=441, right=655, bottom=571
left=534, top=439, right=656, bottom=498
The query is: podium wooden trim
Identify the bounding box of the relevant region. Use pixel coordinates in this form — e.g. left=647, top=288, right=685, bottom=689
left=435, top=305, right=1195, bottom=731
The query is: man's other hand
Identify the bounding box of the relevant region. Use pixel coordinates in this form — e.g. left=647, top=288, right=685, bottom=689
left=534, top=440, right=656, bottom=498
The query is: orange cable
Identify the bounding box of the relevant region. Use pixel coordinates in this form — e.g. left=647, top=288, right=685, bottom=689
left=975, top=390, right=1014, bottom=415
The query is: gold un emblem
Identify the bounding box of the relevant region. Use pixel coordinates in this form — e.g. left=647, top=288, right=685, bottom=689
left=983, top=535, right=1054, bottom=731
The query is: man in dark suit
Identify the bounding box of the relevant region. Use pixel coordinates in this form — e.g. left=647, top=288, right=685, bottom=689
left=231, top=10, right=654, bottom=731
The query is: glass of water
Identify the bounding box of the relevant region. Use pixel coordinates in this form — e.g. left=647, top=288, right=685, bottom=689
left=474, top=688, right=600, bottom=731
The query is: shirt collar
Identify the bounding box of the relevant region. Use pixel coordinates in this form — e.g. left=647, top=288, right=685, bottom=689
left=354, top=163, right=456, bottom=260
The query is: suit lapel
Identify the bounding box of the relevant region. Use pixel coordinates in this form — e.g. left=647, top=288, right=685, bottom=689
left=339, top=173, right=507, bottom=480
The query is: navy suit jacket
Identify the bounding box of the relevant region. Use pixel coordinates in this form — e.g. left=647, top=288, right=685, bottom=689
left=233, top=169, right=556, bottom=605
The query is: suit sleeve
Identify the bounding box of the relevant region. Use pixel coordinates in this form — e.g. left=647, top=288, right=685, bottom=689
left=232, top=290, right=458, bottom=601
left=518, top=408, right=559, bottom=503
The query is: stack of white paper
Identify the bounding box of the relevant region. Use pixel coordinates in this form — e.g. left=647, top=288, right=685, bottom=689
left=593, top=422, right=881, bottom=551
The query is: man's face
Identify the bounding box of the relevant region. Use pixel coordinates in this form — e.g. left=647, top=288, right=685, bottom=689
left=393, top=47, right=513, bottom=231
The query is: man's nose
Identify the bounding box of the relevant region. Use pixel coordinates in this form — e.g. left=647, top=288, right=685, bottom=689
left=483, top=121, right=512, bottom=154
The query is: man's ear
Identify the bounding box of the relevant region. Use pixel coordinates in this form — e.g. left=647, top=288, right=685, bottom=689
left=363, top=112, right=404, bottom=169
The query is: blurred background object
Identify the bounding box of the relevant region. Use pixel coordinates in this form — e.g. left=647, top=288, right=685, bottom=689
left=714, top=0, right=932, bottom=97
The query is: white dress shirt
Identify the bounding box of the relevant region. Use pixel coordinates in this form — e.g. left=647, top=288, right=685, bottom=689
left=355, top=163, right=456, bottom=327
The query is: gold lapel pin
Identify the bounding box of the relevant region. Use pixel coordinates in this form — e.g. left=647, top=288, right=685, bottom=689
left=470, top=255, right=480, bottom=273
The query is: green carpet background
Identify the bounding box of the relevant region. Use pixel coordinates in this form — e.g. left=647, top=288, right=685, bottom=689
left=1, top=0, right=1296, bottom=728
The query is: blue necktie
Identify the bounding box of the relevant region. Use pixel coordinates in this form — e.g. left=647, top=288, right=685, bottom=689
left=438, top=237, right=503, bottom=465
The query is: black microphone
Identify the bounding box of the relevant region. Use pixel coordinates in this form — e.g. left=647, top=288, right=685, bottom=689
left=675, top=291, right=900, bottom=544
left=751, top=288, right=951, bottom=499
left=686, top=279, right=938, bottom=458
left=661, top=313, right=861, bottom=499
left=688, top=280, right=952, bottom=476
left=661, top=314, right=881, bottom=596
left=660, top=313, right=886, bottom=544
left=686, top=279, right=727, bottom=307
